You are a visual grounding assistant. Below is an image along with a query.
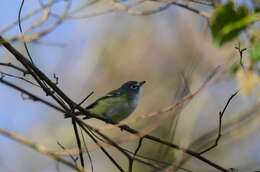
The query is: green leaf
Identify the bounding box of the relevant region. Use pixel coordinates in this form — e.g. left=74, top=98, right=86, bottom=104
left=250, top=41, right=260, bottom=62
left=211, top=2, right=250, bottom=46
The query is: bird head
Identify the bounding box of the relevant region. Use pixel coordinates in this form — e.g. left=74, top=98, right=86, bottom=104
left=120, top=81, right=145, bottom=93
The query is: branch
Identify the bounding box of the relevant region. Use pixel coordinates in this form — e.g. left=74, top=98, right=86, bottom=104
left=79, top=128, right=94, bottom=172
left=57, top=141, right=78, bottom=164
left=129, top=137, right=143, bottom=171
left=0, top=35, right=229, bottom=171
left=127, top=0, right=211, bottom=18
left=235, top=42, right=247, bottom=69
left=8, top=0, right=71, bottom=43
left=0, top=72, right=229, bottom=171
left=1, top=74, right=229, bottom=171
left=0, top=127, right=86, bottom=172
left=0, top=71, right=40, bottom=87
left=199, top=90, right=239, bottom=155
left=18, top=0, right=34, bottom=64
left=0, top=62, right=29, bottom=75
left=0, top=0, right=59, bottom=34
left=72, top=120, right=85, bottom=167
left=1, top=0, right=212, bottom=44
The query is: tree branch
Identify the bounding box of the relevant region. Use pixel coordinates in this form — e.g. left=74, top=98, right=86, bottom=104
left=199, top=90, right=239, bottom=155
left=0, top=127, right=86, bottom=172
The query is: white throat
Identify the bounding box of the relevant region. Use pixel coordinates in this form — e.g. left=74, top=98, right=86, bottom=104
left=132, top=87, right=142, bottom=108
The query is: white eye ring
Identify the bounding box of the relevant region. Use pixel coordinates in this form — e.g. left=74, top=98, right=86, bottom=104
left=130, top=85, right=138, bottom=89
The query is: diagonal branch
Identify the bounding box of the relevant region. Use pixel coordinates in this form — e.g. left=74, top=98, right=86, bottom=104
left=0, top=35, right=230, bottom=172
left=0, top=75, right=229, bottom=171
left=0, top=127, right=86, bottom=172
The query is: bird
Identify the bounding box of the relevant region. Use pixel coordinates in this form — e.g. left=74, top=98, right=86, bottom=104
left=65, top=80, right=145, bottom=123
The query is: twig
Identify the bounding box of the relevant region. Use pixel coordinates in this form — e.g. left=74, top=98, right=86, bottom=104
left=83, top=125, right=169, bottom=171
left=235, top=42, right=247, bottom=69
left=0, top=71, right=40, bottom=87
left=72, top=120, right=85, bottom=167
left=0, top=127, right=86, bottom=172
left=129, top=137, right=143, bottom=171
left=0, top=35, right=229, bottom=171
left=0, top=62, right=29, bottom=75
left=199, top=90, right=239, bottom=155
left=57, top=141, right=78, bottom=164
left=0, top=78, right=64, bottom=112
left=1, top=0, right=212, bottom=44
left=82, top=125, right=125, bottom=172
left=0, top=69, right=228, bottom=171
left=0, top=74, right=229, bottom=171
left=78, top=92, right=94, bottom=106
left=53, top=73, right=59, bottom=85
left=0, top=0, right=57, bottom=34
left=18, top=0, right=34, bottom=64
left=8, top=0, right=72, bottom=43
left=80, top=128, right=93, bottom=172
left=188, top=0, right=213, bottom=6
left=128, top=0, right=211, bottom=18
left=0, top=75, right=208, bottom=172
left=83, top=124, right=182, bottom=171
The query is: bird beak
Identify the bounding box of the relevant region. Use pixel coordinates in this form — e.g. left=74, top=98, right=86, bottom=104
left=139, top=81, right=146, bottom=86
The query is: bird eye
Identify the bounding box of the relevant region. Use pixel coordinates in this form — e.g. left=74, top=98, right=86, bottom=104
left=130, top=85, right=138, bottom=89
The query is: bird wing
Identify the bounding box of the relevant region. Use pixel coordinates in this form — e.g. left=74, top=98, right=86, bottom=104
left=85, top=89, right=123, bottom=110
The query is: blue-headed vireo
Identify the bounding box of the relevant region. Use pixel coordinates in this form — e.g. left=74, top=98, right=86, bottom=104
left=65, top=81, right=145, bottom=123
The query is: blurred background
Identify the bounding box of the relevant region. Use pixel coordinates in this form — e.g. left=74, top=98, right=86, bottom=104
left=1, top=0, right=260, bottom=171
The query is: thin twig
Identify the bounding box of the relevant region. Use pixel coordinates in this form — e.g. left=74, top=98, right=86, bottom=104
left=128, top=0, right=211, bottom=18
left=0, top=0, right=57, bottom=34
left=235, top=42, right=247, bottom=69
left=57, top=141, right=79, bottom=164
left=78, top=92, right=94, bottom=106
left=199, top=90, right=239, bottom=155
left=0, top=62, right=29, bottom=75
left=53, top=73, right=59, bottom=85
left=0, top=71, right=40, bottom=87
left=0, top=78, right=64, bottom=112
left=72, top=120, right=85, bottom=167
left=80, top=128, right=94, bottom=172
left=18, top=0, right=34, bottom=64
left=129, top=137, right=144, bottom=171
left=82, top=126, right=125, bottom=172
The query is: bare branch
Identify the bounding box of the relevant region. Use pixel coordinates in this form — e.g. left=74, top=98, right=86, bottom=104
left=0, top=35, right=230, bottom=171
left=80, top=128, right=94, bottom=172
left=72, top=120, right=85, bottom=167
left=18, top=0, right=34, bottom=64
left=128, top=0, right=211, bottom=18
left=57, top=141, right=79, bottom=164
left=0, top=71, right=40, bottom=87
left=0, top=127, right=86, bottom=172
left=78, top=92, right=94, bottom=106
left=199, top=90, right=239, bottom=155
left=0, top=62, right=29, bottom=75
left=0, top=72, right=229, bottom=171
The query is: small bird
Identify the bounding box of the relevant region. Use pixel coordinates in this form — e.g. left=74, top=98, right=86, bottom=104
left=65, top=81, right=145, bottom=123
